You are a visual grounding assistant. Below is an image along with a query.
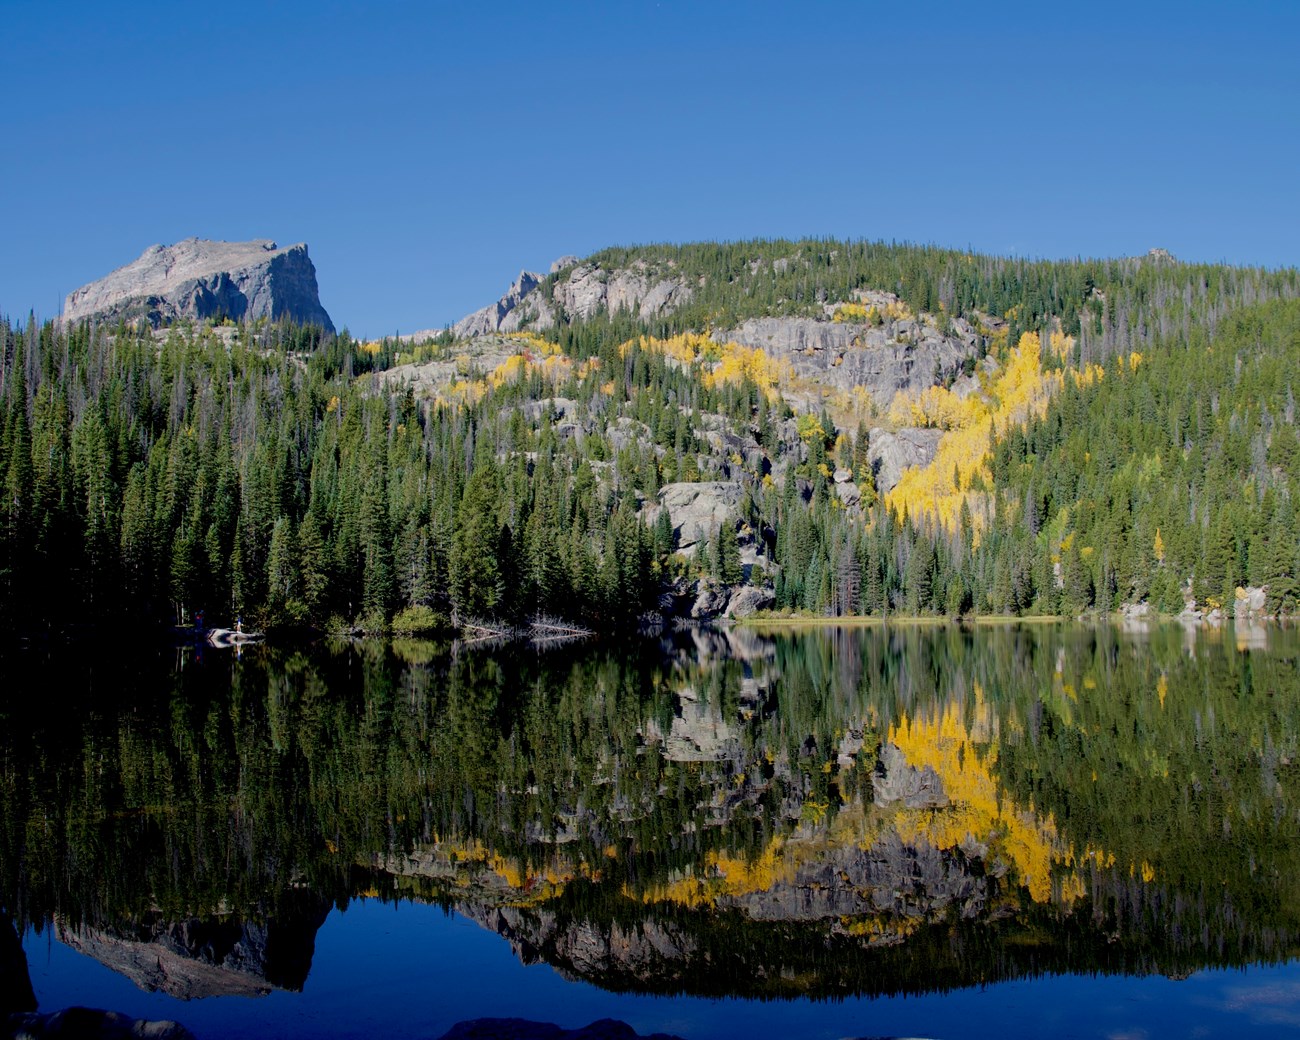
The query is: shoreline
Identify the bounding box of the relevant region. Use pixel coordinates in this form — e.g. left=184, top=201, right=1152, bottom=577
left=739, top=611, right=1288, bottom=629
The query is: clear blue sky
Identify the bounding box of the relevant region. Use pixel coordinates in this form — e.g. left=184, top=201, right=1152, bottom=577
left=3, top=0, right=1297, bottom=338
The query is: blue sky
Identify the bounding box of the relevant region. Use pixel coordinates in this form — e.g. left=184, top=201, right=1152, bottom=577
left=3, top=0, right=1297, bottom=337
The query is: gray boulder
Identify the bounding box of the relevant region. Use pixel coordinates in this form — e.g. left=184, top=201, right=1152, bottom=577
left=689, top=581, right=731, bottom=619
left=62, top=238, right=333, bottom=331
left=1234, top=585, right=1268, bottom=619
left=834, top=482, right=862, bottom=507
left=724, top=585, right=775, bottom=618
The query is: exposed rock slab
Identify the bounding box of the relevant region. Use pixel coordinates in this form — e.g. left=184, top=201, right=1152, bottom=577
left=1234, top=585, right=1268, bottom=619
left=380, top=337, right=526, bottom=394
left=451, top=271, right=546, bottom=339
left=552, top=262, right=691, bottom=324
left=720, top=315, right=981, bottom=406
left=62, top=238, right=334, bottom=331
left=55, top=919, right=273, bottom=1000
left=656, top=482, right=743, bottom=551
left=642, top=684, right=740, bottom=762
left=868, top=427, right=945, bottom=493
left=438, top=258, right=693, bottom=341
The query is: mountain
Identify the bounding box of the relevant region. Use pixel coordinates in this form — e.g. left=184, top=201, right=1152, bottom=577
left=61, top=237, right=335, bottom=332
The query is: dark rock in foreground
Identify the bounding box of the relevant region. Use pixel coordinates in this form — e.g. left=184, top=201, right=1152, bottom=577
left=4, top=1006, right=193, bottom=1039
left=62, top=238, right=334, bottom=332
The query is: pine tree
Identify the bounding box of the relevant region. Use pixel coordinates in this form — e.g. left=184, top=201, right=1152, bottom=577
left=717, top=521, right=743, bottom=585
left=451, top=461, right=502, bottom=621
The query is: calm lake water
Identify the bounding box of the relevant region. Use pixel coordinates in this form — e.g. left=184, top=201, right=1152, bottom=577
left=4, top=623, right=1300, bottom=1038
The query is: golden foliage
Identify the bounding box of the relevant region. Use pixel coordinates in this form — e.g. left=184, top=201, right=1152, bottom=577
left=887, top=692, right=1071, bottom=904
left=797, top=412, right=827, bottom=443
left=884, top=331, right=1079, bottom=532
left=629, top=836, right=793, bottom=908
left=832, top=302, right=876, bottom=323
left=626, top=333, right=796, bottom=401
left=432, top=340, right=585, bottom=406
left=504, top=331, right=563, bottom=357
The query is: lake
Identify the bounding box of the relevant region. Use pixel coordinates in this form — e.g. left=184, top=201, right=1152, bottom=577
left=4, top=623, right=1300, bottom=1038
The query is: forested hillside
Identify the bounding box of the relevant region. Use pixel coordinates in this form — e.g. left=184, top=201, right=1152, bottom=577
left=2, top=239, right=1298, bottom=635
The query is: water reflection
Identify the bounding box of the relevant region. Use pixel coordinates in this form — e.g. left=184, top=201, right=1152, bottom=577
left=2, top=623, right=1299, bottom=1004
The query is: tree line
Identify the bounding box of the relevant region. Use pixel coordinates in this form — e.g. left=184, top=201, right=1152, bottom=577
left=3, top=239, right=1300, bottom=633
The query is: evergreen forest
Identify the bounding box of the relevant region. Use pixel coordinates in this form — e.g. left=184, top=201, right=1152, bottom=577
left=2, top=239, right=1299, bottom=635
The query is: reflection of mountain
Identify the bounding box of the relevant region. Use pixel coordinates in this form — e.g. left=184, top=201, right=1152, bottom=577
left=4, top=625, right=1300, bottom=1001
left=53, top=896, right=330, bottom=1000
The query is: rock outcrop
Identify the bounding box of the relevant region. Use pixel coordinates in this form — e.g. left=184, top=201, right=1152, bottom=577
left=872, top=742, right=949, bottom=810
left=62, top=239, right=334, bottom=332
left=720, top=314, right=982, bottom=406
left=723, top=585, right=774, bottom=618
left=867, top=426, right=945, bottom=493
left=551, top=262, right=691, bottom=323
left=55, top=918, right=272, bottom=1000
left=1234, top=585, right=1268, bottom=620
left=642, top=682, right=740, bottom=763
left=655, top=481, right=743, bottom=553
left=451, top=270, right=546, bottom=339
left=438, top=258, right=693, bottom=341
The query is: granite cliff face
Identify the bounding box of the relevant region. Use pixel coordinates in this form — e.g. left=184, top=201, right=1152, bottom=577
left=719, top=310, right=983, bottom=407
left=433, top=254, right=985, bottom=443
left=450, top=270, right=545, bottom=339
left=409, top=258, right=692, bottom=344
left=62, top=238, right=334, bottom=332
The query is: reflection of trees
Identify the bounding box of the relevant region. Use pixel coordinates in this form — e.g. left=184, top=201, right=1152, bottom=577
left=2, top=624, right=1300, bottom=998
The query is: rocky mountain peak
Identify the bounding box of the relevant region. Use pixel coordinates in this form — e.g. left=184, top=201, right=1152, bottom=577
left=62, top=237, right=334, bottom=332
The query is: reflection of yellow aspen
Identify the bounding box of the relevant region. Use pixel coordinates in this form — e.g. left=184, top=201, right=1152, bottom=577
left=888, top=695, right=1072, bottom=903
